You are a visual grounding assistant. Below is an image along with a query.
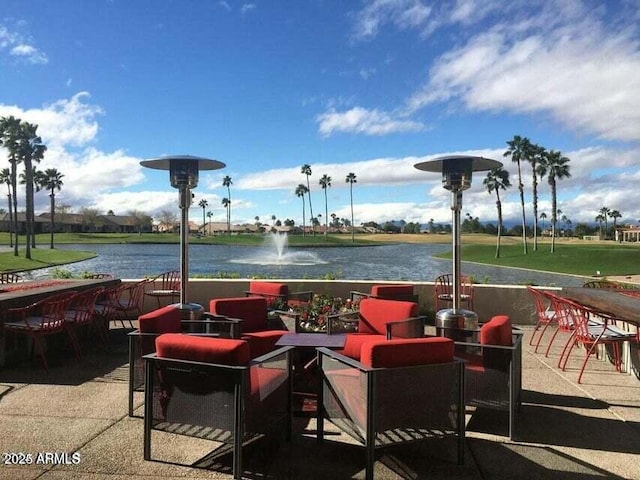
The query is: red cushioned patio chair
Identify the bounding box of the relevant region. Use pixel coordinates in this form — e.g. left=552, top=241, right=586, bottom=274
left=350, top=283, right=419, bottom=304
left=127, top=304, right=237, bottom=416
left=244, top=280, right=313, bottom=309
left=209, top=296, right=288, bottom=359
left=454, top=315, right=523, bottom=439
left=333, top=297, right=425, bottom=360
left=317, top=337, right=465, bottom=480
left=143, top=334, right=292, bottom=480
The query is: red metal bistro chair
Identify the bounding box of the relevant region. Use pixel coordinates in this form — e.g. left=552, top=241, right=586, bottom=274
left=4, top=291, right=78, bottom=371
left=558, top=298, right=636, bottom=383
left=527, top=286, right=557, bottom=352
left=64, top=286, right=105, bottom=357
left=112, top=279, right=150, bottom=328
left=434, top=274, right=474, bottom=311
left=143, top=334, right=292, bottom=480
left=145, top=270, right=180, bottom=308
left=317, top=337, right=465, bottom=480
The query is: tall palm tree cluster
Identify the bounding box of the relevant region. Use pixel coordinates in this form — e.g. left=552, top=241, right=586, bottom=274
left=492, top=134, right=572, bottom=257
left=296, top=164, right=358, bottom=242
left=0, top=116, right=64, bottom=257
left=595, top=206, right=623, bottom=240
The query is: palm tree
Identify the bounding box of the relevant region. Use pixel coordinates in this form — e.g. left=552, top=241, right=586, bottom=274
left=295, top=184, right=308, bottom=236
left=221, top=197, right=230, bottom=234
left=599, top=206, right=611, bottom=239
left=530, top=144, right=546, bottom=250
left=0, top=116, right=23, bottom=256
left=39, top=168, right=64, bottom=249
left=345, top=172, right=357, bottom=243
left=595, top=213, right=605, bottom=239
left=540, top=212, right=547, bottom=234
left=301, top=164, right=315, bottom=236
left=609, top=209, right=622, bottom=240
left=319, top=174, right=332, bottom=237
left=539, top=150, right=571, bottom=252
left=206, top=210, right=213, bottom=235
left=222, top=175, right=232, bottom=235
left=198, top=198, right=208, bottom=236
left=483, top=167, right=511, bottom=258
left=504, top=135, right=532, bottom=254
left=17, top=121, right=46, bottom=255
left=0, top=168, right=13, bottom=248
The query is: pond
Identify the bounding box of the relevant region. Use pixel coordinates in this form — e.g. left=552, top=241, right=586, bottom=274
left=29, top=242, right=587, bottom=287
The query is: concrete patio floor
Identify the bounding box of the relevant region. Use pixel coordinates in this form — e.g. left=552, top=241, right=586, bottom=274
left=0, top=325, right=638, bottom=479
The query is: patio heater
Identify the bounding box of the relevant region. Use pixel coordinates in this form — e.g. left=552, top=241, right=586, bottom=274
left=140, top=155, right=226, bottom=320
left=414, top=155, right=502, bottom=337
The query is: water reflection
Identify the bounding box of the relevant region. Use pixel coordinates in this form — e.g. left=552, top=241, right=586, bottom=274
left=31, top=243, right=587, bottom=287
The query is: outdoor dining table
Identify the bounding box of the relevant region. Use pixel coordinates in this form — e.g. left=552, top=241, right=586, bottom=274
left=0, top=277, right=121, bottom=366
left=561, top=287, right=640, bottom=380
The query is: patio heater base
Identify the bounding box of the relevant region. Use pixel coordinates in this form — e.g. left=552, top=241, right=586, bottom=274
left=173, top=302, right=204, bottom=321
left=435, top=308, right=478, bottom=344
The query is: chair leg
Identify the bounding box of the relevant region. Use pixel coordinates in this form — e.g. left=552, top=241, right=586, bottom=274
left=34, top=336, right=49, bottom=372
left=577, top=342, right=598, bottom=384
left=559, top=335, right=577, bottom=371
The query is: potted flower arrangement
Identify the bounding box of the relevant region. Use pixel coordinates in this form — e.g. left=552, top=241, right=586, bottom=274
left=274, top=293, right=360, bottom=333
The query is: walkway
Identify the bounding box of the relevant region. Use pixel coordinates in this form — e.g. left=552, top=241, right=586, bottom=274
left=0, top=326, right=638, bottom=479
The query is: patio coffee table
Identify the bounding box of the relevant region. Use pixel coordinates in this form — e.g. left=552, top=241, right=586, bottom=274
left=276, top=333, right=347, bottom=416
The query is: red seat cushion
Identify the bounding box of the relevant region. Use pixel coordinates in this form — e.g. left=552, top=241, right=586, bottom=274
left=243, top=331, right=286, bottom=359
left=249, top=281, right=288, bottom=297
left=480, top=315, right=512, bottom=346
left=156, top=333, right=250, bottom=366
left=339, top=333, right=385, bottom=359
left=139, top=305, right=181, bottom=333
left=361, top=337, right=454, bottom=368
left=371, top=284, right=414, bottom=298
left=357, top=298, right=418, bottom=334
left=209, top=296, right=269, bottom=333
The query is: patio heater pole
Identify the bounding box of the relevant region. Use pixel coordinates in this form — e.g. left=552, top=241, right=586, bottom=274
left=141, top=155, right=226, bottom=320
left=415, top=156, right=502, bottom=336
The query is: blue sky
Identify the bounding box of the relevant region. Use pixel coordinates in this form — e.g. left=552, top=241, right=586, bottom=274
left=1, top=0, right=639, bottom=229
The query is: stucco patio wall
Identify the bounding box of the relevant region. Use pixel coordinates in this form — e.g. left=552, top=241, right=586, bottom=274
left=129, top=279, right=562, bottom=326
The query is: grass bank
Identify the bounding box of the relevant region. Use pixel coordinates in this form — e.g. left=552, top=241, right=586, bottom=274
left=0, top=232, right=381, bottom=248
left=0, top=248, right=96, bottom=273
left=435, top=243, right=640, bottom=277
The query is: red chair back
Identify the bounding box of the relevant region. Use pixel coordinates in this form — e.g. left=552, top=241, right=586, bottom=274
left=357, top=298, right=418, bottom=334
left=209, top=296, right=268, bottom=333
left=248, top=281, right=288, bottom=297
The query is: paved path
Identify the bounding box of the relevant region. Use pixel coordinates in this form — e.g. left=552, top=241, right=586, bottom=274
left=0, top=326, right=638, bottom=479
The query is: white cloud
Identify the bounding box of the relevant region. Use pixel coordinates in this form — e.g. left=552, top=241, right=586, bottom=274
left=351, top=0, right=432, bottom=41
left=10, top=43, right=48, bottom=64
left=405, top=6, right=640, bottom=142
left=316, top=107, right=424, bottom=136
left=0, top=23, right=48, bottom=65
left=0, top=93, right=147, bottom=214
left=241, top=4, right=256, bottom=15
left=217, top=1, right=231, bottom=11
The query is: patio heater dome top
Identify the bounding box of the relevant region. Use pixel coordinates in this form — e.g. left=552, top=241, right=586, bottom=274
left=141, top=155, right=226, bottom=189
left=414, top=155, right=502, bottom=192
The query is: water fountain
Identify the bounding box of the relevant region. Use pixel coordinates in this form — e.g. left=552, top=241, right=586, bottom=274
left=231, top=232, right=327, bottom=266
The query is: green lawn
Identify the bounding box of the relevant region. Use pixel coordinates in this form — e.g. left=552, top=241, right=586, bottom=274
left=0, top=248, right=96, bottom=273
left=436, top=243, right=640, bottom=277
left=0, top=232, right=381, bottom=248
